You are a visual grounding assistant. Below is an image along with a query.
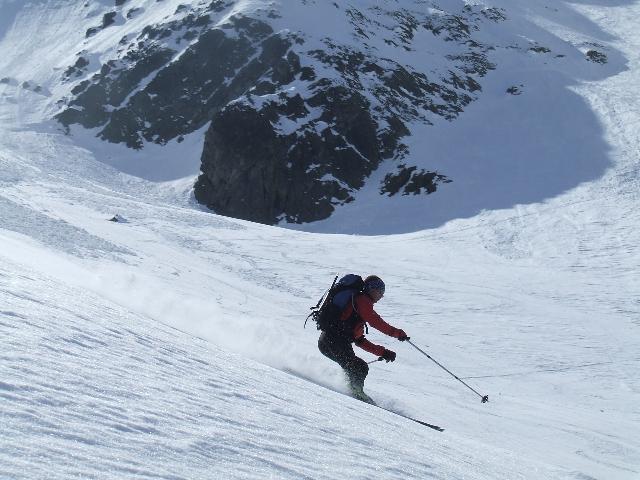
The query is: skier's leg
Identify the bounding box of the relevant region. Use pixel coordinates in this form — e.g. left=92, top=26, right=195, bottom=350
left=318, top=332, right=369, bottom=390
left=345, top=356, right=369, bottom=390
left=344, top=357, right=374, bottom=403
left=318, top=331, right=342, bottom=363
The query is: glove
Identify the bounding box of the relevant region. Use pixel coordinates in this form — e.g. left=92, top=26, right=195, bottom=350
left=380, top=349, right=396, bottom=363
left=396, top=330, right=410, bottom=342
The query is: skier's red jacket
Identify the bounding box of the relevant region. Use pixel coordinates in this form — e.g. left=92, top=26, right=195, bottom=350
left=339, top=293, right=405, bottom=357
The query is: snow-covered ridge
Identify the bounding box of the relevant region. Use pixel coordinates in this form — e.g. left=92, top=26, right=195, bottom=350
left=0, top=0, right=624, bottom=230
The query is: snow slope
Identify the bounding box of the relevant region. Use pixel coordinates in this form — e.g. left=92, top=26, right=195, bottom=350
left=1, top=0, right=639, bottom=479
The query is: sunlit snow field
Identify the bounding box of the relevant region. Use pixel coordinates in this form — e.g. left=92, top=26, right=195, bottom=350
left=1, top=0, right=639, bottom=479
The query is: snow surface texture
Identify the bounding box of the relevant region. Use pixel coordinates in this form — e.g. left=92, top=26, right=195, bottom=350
left=1, top=0, right=639, bottom=479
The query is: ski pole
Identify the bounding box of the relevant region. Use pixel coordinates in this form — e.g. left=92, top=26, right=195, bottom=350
left=367, top=358, right=383, bottom=365
left=407, top=340, right=489, bottom=403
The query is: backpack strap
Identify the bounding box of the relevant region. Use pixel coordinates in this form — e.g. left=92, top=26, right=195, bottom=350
left=350, top=293, right=368, bottom=334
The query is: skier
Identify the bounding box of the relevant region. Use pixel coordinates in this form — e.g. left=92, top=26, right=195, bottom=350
left=317, top=275, right=409, bottom=402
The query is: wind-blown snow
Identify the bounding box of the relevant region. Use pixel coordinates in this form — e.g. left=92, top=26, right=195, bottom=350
left=1, top=0, right=639, bottom=479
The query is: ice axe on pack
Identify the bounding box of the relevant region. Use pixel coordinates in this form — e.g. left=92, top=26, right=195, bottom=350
left=407, top=340, right=489, bottom=403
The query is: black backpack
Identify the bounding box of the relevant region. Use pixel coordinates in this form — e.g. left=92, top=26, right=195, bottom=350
left=305, top=274, right=365, bottom=336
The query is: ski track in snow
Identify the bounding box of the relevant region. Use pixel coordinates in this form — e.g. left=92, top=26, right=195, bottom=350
left=0, top=0, right=639, bottom=479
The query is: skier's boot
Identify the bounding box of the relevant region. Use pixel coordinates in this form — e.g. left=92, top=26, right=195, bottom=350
left=349, top=382, right=376, bottom=405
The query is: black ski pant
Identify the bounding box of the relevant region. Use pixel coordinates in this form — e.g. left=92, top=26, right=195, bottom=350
left=318, top=331, right=369, bottom=389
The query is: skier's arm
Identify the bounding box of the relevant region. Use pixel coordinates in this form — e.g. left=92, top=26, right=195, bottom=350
left=355, top=296, right=405, bottom=339
left=354, top=336, right=386, bottom=357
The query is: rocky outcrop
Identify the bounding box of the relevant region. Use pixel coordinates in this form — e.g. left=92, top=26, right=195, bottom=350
left=381, top=166, right=452, bottom=197
left=194, top=84, right=380, bottom=223
left=586, top=49, right=607, bottom=64
left=56, top=1, right=505, bottom=224
left=58, top=7, right=280, bottom=149
left=193, top=3, right=498, bottom=223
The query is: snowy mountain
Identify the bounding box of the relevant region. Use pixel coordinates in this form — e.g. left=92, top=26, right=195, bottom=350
left=51, top=0, right=501, bottom=224
left=0, top=0, right=622, bottom=228
left=1, top=0, right=639, bottom=479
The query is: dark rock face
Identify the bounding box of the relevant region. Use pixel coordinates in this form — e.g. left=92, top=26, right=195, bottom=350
left=195, top=85, right=379, bottom=223
left=194, top=3, right=498, bottom=224
left=56, top=1, right=506, bottom=225
left=86, top=11, right=119, bottom=37
left=381, top=166, right=452, bottom=196
left=586, top=49, right=607, bottom=64
left=63, top=57, right=90, bottom=80
left=58, top=7, right=283, bottom=148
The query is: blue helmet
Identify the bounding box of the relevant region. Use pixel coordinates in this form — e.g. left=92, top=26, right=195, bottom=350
left=364, top=275, right=385, bottom=294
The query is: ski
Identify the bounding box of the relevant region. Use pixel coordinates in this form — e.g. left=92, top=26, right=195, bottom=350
left=284, top=370, right=445, bottom=432
left=375, top=405, right=444, bottom=431
left=351, top=393, right=444, bottom=432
